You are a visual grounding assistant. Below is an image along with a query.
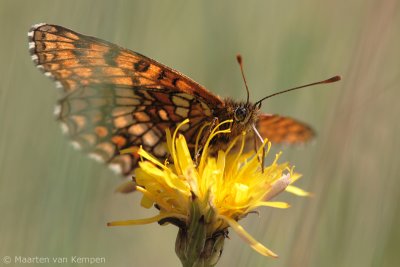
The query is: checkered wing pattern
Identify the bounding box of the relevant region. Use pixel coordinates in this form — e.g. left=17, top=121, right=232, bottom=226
left=256, top=114, right=315, bottom=144
left=28, top=23, right=223, bottom=176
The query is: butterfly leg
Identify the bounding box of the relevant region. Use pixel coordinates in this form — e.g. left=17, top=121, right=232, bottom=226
left=252, top=128, right=265, bottom=173
left=251, top=124, right=265, bottom=173
left=209, top=117, right=219, bottom=131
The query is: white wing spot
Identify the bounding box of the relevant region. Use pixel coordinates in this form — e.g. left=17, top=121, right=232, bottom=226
left=60, top=122, right=69, bottom=134
left=70, top=141, right=82, bottom=150
left=31, top=54, right=38, bottom=62
left=31, top=23, right=46, bottom=30
left=88, top=153, right=105, bottom=163
left=28, top=42, right=35, bottom=50
left=55, top=81, right=63, bottom=89
left=53, top=105, right=61, bottom=116
left=109, top=164, right=122, bottom=175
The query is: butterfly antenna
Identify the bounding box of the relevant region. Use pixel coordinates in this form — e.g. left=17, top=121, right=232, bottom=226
left=255, top=75, right=341, bottom=107
left=236, top=54, right=250, bottom=104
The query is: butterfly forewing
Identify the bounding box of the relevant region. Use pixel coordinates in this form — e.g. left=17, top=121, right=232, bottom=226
left=256, top=114, right=314, bottom=144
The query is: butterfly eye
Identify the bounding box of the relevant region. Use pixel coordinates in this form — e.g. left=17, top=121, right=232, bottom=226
left=234, top=107, right=248, bottom=122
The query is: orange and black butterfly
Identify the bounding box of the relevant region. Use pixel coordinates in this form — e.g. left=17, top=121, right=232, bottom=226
left=28, top=23, right=340, bottom=176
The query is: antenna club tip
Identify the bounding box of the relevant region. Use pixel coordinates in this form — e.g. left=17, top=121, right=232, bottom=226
left=326, top=75, right=341, bottom=83
left=236, top=54, right=242, bottom=64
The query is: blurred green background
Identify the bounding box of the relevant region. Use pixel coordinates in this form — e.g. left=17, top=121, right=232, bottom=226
left=1, top=0, right=399, bottom=266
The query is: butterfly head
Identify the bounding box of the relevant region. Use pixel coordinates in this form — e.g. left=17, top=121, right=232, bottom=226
left=213, top=99, right=260, bottom=152
left=234, top=105, right=252, bottom=124
left=223, top=99, right=259, bottom=131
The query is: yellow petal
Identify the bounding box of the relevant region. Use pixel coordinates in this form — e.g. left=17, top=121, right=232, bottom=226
left=234, top=183, right=250, bottom=204
left=256, top=201, right=291, bottom=209
left=120, top=147, right=139, bottom=155
left=134, top=184, right=171, bottom=211
left=107, top=214, right=170, bottom=226
left=216, top=150, right=226, bottom=174
left=219, top=215, right=278, bottom=258
left=290, top=172, right=302, bottom=183
left=140, top=195, right=154, bottom=209
left=138, top=148, right=168, bottom=172
left=107, top=213, right=186, bottom=226
left=194, top=121, right=211, bottom=157
left=199, top=120, right=232, bottom=175
left=199, top=157, right=219, bottom=199
left=176, top=134, right=195, bottom=175
left=165, top=128, right=174, bottom=161
left=171, top=119, right=190, bottom=174
left=285, top=185, right=310, bottom=197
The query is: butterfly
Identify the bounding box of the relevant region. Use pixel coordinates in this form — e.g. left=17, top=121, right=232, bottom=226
left=28, top=23, right=340, bottom=177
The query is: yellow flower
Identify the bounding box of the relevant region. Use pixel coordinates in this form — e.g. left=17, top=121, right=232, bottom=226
left=108, top=119, right=309, bottom=264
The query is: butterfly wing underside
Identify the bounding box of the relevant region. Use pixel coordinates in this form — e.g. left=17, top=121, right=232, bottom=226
left=28, top=23, right=223, bottom=176
left=256, top=114, right=315, bottom=144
